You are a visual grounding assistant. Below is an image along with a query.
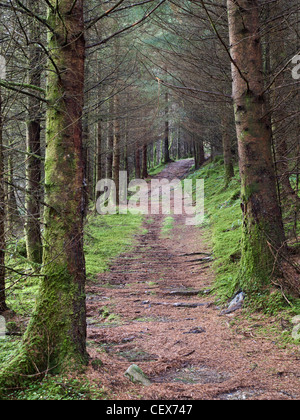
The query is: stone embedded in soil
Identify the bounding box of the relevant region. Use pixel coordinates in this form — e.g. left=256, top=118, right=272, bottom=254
left=124, top=364, right=151, bottom=386
left=173, top=302, right=206, bottom=308
left=167, top=289, right=201, bottom=297
left=220, top=291, right=245, bottom=315
left=183, top=326, right=206, bottom=334
left=218, top=388, right=263, bottom=400
left=146, top=301, right=206, bottom=308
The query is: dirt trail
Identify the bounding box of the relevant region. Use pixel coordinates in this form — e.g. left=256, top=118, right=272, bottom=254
left=86, top=159, right=300, bottom=400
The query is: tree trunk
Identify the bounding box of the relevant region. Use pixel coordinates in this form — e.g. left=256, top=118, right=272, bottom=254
left=25, top=12, right=43, bottom=265
left=113, top=95, right=120, bottom=205
left=124, top=117, right=130, bottom=184
left=95, top=119, right=102, bottom=201
left=0, top=88, right=7, bottom=313
left=0, top=0, right=88, bottom=388
left=135, top=146, right=141, bottom=179
left=106, top=99, right=114, bottom=179
left=95, top=52, right=103, bottom=201
left=6, top=144, right=17, bottom=234
left=227, top=0, right=286, bottom=291
left=221, top=106, right=234, bottom=185
left=194, top=138, right=205, bottom=170
left=142, top=143, right=148, bottom=178
left=164, top=91, right=172, bottom=163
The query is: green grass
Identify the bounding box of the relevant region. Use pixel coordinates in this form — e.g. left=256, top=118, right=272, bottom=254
left=2, top=375, right=106, bottom=400
left=148, top=162, right=167, bottom=176
left=84, top=212, right=143, bottom=280
left=161, top=216, right=175, bottom=237
left=187, top=158, right=242, bottom=302
left=4, top=240, right=40, bottom=317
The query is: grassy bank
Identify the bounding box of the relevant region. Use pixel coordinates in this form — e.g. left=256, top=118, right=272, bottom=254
left=84, top=212, right=143, bottom=281
left=187, top=158, right=242, bottom=300
left=187, top=158, right=300, bottom=315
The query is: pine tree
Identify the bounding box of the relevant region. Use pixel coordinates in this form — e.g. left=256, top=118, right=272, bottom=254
left=227, top=0, right=286, bottom=291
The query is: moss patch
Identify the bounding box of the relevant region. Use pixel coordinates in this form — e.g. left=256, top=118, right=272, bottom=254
left=161, top=216, right=175, bottom=237
left=84, top=212, right=143, bottom=280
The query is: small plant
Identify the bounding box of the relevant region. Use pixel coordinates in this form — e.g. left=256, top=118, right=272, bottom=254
left=161, top=216, right=175, bottom=236
left=99, top=306, right=121, bottom=323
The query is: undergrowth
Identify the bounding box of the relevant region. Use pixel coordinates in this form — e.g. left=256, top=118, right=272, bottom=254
left=2, top=374, right=105, bottom=400
left=161, top=216, right=175, bottom=237
left=148, top=162, right=168, bottom=177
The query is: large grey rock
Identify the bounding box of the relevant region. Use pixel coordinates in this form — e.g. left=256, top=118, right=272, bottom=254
left=291, top=315, right=300, bottom=340
left=221, top=292, right=245, bottom=315
left=124, top=364, right=151, bottom=386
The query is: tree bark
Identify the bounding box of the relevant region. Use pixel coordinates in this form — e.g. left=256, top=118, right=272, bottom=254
left=221, top=106, right=234, bottom=185
left=164, top=91, right=172, bottom=163
left=0, top=88, right=7, bottom=313
left=135, top=145, right=141, bottom=179
left=6, top=143, right=17, bottom=234
left=194, top=139, right=205, bottom=170
left=25, top=10, right=43, bottom=265
left=227, top=0, right=286, bottom=291
left=267, top=1, right=300, bottom=210
left=106, top=99, right=114, bottom=179
left=113, top=94, right=120, bottom=205
left=95, top=119, right=102, bottom=201
left=142, top=143, right=148, bottom=178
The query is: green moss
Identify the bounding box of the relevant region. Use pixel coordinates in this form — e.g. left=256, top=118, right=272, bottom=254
left=242, top=182, right=260, bottom=202
left=84, top=212, right=143, bottom=280
left=239, top=220, right=276, bottom=293
left=187, top=160, right=242, bottom=301
left=161, top=216, right=175, bottom=237
left=2, top=374, right=105, bottom=400
left=148, top=162, right=168, bottom=176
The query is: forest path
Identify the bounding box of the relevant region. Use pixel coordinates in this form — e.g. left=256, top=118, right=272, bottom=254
left=86, top=159, right=300, bottom=400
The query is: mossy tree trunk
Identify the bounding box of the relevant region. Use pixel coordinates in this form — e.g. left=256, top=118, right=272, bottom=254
left=0, top=88, right=7, bottom=313
left=227, top=0, right=286, bottom=292
left=0, top=0, right=88, bottom=389
left=221, top=106, right=234, bottom=186
left=95, top=53, right=103, bottom=202
left=25, top=6, right=43, bottom=265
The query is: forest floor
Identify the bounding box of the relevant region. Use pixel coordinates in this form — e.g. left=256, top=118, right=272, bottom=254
left=85, top=159, right=300, bottom=401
